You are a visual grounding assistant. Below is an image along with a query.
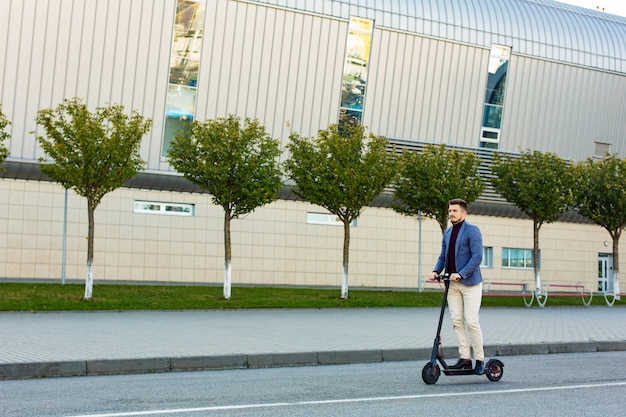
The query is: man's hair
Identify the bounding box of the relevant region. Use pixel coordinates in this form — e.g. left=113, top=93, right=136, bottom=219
left=449, top=198, right=467, bottom=211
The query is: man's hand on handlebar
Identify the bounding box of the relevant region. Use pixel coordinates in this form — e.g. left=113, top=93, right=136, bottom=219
left=427, top=272, right=462, bottom=282
left=449, top=273, right=462, bottom=282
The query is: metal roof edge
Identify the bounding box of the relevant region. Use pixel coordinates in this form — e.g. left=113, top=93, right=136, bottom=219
left=1, top=159, right=590, bottom=224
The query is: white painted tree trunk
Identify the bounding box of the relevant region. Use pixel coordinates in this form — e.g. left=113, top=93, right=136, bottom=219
left=341, top=263, right=349, bottom=299
left=85, top=200, right=95, bottom=301
left=535, top=271, right=542, bottom=296
left=613, top=237, right=621, bottom=300
left=84, top=261, right=93, bottom=300
left=224, top=259, right=232, bottom=300
left=533, top=220, right=542, bottom=294
left=340, top=219, right=350, bottom=299
left=223, top=210, right=232, bottom=300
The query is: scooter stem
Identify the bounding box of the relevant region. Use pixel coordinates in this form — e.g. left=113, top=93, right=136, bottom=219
left=435, top=275, right=450, bottom=336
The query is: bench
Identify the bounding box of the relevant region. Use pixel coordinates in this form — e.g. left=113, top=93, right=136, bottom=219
left=482, top=281, right=534, bottom=308
left=536, top=282, right=593, bottom=307
left=420, top=279, right=534, bottom=308
left=603, top=291, right=625, bottom=307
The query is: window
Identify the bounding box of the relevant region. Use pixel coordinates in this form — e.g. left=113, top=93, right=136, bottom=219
left=339, top=17, right=374, bottom=126
left=502, top=248, right=536, bottom=269
left=134, top=201, right=194, bottom=216
left=307, top=212, right=357, bottom=226
left=594, top=142, right=611, bottom=158
left=480, top=45, right=511, bottom=149
left=481, top=247, right=493, bottom=268
left=162, top=0, right=206, bottom=157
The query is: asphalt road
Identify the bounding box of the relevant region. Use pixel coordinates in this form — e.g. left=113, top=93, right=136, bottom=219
left=2, top=351, right=625, bottom=417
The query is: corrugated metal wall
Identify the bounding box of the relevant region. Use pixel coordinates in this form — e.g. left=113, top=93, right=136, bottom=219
left=197, top=0, right=346, bottom=151
left=0, top=0, right=348, bottom=170
left=365, top=30, right=488, bottom=147
left=0, top=0, right=174, bottom=165
left=1, top=0, right=625, bottom=170
left=505, top=54, right=626, bottom=158
left=244, top=0, right=626, bottom=73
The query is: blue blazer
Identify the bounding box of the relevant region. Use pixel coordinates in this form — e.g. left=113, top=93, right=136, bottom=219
left=433, top=221, right=483, bottom=286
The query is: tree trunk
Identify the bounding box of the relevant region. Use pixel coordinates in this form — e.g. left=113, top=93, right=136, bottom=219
left=613, top=231, right=621, bottom=300
left=84, top=201, right=95, bottom=300
left=533, top=219, right=542, bottom=293
left=341, top=218, right=350, bottom=299
left=223, top=209, right=232, bottom=300
left=437, top=211, right=448, bottom=234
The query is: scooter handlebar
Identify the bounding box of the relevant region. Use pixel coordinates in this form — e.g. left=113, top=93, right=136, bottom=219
left=434, top=273, right=451, bottom=281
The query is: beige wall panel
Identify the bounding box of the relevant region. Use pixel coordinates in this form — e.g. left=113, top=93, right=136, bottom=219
left=1, top=179, right=621, bottom=297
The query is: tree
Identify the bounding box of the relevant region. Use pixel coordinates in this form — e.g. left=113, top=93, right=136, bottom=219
left=0, top=105, right=10, bottom=167
left=574, top=154, right=626, bottom=300
left=392, top=144, right=484, bottom=233
left=167, top=114, right=282, bottom=300
left=35, top=98, right=152, bottom=300
left=284, top=123, right=397, bottom=299
left=491, top=149, right=574, bottom=293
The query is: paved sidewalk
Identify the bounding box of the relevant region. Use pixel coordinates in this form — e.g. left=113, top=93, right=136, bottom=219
left=1, top=307, right=626, bottom=378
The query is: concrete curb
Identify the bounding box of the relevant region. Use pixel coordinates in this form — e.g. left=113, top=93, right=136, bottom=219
left=2, top=341, right=626, bottom=379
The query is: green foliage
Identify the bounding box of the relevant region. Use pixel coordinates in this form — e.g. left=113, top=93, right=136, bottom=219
left=574, top=154, right=626, bottom=280
left=491, top=149, right=574, bottom=289
left=284, top=123, right=396, bottom=298
left=35, top=98, right=152, bottom=300
left=167, top=114, right=282, bottom=218
left=574, top=154, right=626, bottom=237
left=284, top=123, right=397, bottom=224
left=491, top=149, right=574, bottom=226
left=392, top=144, right=484, bottom=232
left=35, top=98, right=152, bottom=209
left=0, top=105, right=10, bottom=166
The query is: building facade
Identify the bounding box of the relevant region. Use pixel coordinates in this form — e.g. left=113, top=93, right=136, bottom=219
left=1, top=0, right=625, bottom=293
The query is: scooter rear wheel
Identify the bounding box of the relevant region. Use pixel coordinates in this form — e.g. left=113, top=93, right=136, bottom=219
left=421, top=362, right=440, bottom=384
left=486, top=359, right=504, bottom=381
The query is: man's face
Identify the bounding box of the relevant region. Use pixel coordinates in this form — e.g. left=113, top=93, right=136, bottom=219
left=448, top=204, right=466, bottom=225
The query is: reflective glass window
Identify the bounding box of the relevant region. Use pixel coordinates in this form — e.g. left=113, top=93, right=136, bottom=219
left=339, top=17, right=374, bottom=126
left=480, top=45, right=511, bottom=149
left=502, top=247, right=536, bottom=269
left=162, top=0, right=205, bottom=157
left=482, top=105, right=502, bottom=129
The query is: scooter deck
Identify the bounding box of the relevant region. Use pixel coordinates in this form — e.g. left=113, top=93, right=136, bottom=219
left=442, top=368, right=479, bottom=376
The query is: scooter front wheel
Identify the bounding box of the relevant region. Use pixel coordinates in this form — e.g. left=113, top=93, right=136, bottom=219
left=421, top=362, right=440, bottom=384
left=486, top=359, right=504, bottom=381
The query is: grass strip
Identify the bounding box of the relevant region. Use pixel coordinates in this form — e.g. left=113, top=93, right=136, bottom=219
left=0, top=282, right=620, bottom=311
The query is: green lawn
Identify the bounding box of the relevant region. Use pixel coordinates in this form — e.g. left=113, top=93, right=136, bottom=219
left=0, top=282, right=620, bottom=311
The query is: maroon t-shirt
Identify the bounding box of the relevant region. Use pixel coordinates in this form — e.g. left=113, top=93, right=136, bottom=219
left=446, top=221, right=464, bottom=274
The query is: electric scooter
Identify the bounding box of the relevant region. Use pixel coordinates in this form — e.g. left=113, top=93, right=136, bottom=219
left=421, top=273, right=504, bottom=384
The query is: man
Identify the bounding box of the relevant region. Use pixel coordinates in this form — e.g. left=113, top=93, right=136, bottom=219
left=427, top=198, right=485, bottom=375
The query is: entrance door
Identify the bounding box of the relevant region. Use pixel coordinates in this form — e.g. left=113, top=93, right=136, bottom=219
left=598, top=253, right=613, bottom=293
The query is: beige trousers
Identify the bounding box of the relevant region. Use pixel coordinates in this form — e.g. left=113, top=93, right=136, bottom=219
left=447, top=281, right=484, bottom=361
